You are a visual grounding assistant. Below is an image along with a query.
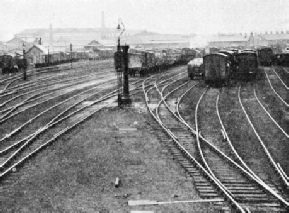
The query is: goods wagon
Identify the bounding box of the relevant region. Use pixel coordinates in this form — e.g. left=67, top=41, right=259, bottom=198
left=235, top=52, right=258, bottom=80
left=128, top=53, right=143, bottom=76
left=180, top=48, right=196, bottom=64
left=257, top=47, right=274, bottom=66
left=187, top=58, right=204, bottom=79
left=204, top=53, right=231, bottom=86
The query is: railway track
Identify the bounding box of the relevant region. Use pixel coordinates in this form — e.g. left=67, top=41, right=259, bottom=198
left=143, top=75, right=241, bottom=212
left=0, top=79, right=118, bottom=149
left=0, top=76, right=143, bottom=185
left=143, top=71, right=289, bottom=212
left=0, top=71, right=116, bottom=114
left=194, top=87, right=288, bottom=212
left=238, top=85, right=289, bottom=189
left=264, top=69, right=289, bottom=107
left=0, top=76, right=114, bottom=125
left=0, top=59, right=113, bottom=93
left=271, top=68, right=289, bottom=90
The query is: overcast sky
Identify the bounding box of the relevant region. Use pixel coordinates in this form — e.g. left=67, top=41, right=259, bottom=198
left=1, top=0, right=289, bottom=41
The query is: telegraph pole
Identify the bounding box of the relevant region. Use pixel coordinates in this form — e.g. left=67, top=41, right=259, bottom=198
left=122, top=44, right=131, bottom=105
left=23, top=43, right=27, bottom=81
left=47, top=46, right=50, bottom=67
left=70, top=43, right=72, bottom=69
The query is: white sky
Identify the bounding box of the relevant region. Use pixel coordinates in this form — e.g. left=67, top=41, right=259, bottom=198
left=0, top=0, right=289, bottom=40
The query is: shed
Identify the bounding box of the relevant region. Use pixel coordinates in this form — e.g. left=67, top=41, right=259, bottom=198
left=26, top=44, right=49, bottom=64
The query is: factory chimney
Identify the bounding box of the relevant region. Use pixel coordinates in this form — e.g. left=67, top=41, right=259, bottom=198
left=101, top=11, right=105, bottom=29
left=49, top=23, right=54, bottom=52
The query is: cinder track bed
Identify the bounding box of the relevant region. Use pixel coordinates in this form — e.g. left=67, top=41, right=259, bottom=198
left=218, top=86, right=288, bottom=196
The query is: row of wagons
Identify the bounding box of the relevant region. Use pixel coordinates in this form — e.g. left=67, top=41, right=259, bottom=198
left=188, top=50, right=259, bottom=86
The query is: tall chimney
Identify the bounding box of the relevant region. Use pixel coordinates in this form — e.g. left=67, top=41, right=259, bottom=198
left=101, top=11, right=105, bottom=29
left=49, top=23, right=53, bottom=52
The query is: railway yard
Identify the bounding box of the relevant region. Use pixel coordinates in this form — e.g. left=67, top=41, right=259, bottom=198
left=0, top=59, right=288, bottom=213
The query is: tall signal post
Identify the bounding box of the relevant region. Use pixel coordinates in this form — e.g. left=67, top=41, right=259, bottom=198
left=115, top=18, right=131, bottom=106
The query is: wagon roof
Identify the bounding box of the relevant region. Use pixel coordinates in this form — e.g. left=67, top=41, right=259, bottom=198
left=204, top=53, right=228, bottom=58
left=236, top=52, right=257, bottom=56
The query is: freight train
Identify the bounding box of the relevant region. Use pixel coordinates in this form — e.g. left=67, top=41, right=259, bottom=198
left=115, top=47, right=197, bottom=77
left=35, top=50, right=114, bottom=68
left=191, top=49, right=259, bottom=86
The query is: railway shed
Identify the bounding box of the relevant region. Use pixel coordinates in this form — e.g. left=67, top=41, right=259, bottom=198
left=26, top=44, right=49, bottom=64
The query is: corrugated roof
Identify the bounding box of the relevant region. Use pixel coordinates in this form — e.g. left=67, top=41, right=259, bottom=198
left=261, top=33, right=289, bottom=41
left=209, top=35, right=248, bottom=42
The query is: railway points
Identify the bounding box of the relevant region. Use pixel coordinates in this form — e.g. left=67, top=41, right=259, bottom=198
left=1, top=45, right=289, bottom=212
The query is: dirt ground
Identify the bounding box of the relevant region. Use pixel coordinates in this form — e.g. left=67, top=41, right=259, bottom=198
left=0, top=98, right=214, bottom=212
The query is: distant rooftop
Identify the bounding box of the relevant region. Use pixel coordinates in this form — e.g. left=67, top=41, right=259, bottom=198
left=209, top=34, right=248, bottom=42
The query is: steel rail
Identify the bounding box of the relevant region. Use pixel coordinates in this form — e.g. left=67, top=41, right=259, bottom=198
left=282, top=67, right=289, bottom=74
left=253, top=89, right=289, bottom=138
left=175, top=86, right=289, bottom=208
left=238, top=86, right=289, bottom=188
left=264, top=70, right=289, bottom=107
left=271, top=68, right=289, bottom=90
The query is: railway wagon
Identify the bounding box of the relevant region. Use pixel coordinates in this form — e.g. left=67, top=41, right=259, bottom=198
left=128, top=52, right=143, bottom=76
left=180, top=48, right=196, bottom=64
left=257, top=47, right=274, bottom=66
left=203, top=53, right=231, bottom=86
left=275, top=53, right=289, bottom=66
left=235, top=52, right=258, bottom=80
left=187, top=58, right=204, bottom=79
left=219, top=50, right=238, bottom=72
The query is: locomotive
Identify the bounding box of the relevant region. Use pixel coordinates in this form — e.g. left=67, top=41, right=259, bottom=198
left=0, top=54, right=27, bottom=74
left=123, top=47, right=197, bottom=77
left=187, top=58, right=204, bottom=80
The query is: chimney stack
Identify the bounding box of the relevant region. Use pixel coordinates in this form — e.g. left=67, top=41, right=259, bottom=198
left=101, top=11, right=105, bottom=29
left=49, top=23, right=53, bottom=52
